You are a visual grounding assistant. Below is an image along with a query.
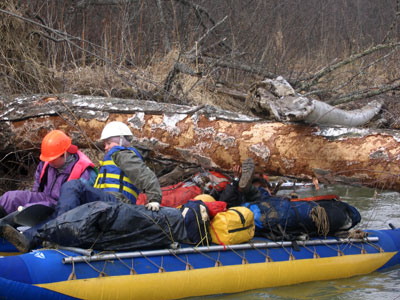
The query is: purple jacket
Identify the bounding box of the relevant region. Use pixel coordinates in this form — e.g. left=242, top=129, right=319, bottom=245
left=0, top=154, right=95, bottom=214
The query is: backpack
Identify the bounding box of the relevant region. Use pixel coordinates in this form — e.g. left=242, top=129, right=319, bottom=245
left=244, top=193, right=361, bottom=240
left=180, top=200, right=212, bottom=246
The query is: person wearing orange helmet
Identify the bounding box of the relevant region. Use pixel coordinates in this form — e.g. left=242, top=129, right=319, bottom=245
left=51, top=121, right=162, bottom=217
left=0, top=123, right=162, bottom=253
left=0, top=130, right=97, bottom=224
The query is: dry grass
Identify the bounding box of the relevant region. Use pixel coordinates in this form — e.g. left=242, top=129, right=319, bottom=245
left=0, top=0, right=60, bottom=96
left=57, top=50, right=245, bottom=113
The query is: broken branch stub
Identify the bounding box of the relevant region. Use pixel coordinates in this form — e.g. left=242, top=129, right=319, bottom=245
left=246, top=76, right=382, bottom=127
left=1, top=94, right=400, bottom=191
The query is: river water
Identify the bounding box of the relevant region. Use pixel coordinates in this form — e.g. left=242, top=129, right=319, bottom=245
left=196, top=184, right=400, bottom=300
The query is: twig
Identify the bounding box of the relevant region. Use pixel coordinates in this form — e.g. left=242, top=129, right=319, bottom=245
left=187, top=15, right=228, bottom=55
left=329, top=81, right=400, bottom=105
left=298, top=42, right=400, bottom=91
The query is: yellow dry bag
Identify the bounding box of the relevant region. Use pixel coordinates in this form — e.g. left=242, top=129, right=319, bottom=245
left=209, top=206, right=255, bottom=245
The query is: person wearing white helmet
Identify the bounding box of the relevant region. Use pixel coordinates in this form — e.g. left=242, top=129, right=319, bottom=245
left=1, top=122, right=163, bottom=253
left=45, top=121, right=161, bottom=216
left=94, top=121, right=162, bottom=210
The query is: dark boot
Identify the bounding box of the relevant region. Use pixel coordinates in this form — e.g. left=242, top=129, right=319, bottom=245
left=0, top=210, right=19, bottom=227
left=243, top=185, right=261, bottom=203
left=239, top=158, right=255, bottom=193
left=0, top=224, right=31, bottom=253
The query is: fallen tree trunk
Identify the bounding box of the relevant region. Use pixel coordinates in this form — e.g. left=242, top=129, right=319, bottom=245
left=1, top=94, right=400, bottom=191
left=246, top=77, right=383, bottom=126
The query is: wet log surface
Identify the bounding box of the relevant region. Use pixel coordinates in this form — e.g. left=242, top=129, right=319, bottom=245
left=1, top=94, right=400, bottom=191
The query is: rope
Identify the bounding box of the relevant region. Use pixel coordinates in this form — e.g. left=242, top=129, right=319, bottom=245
left=130, top=258, right=137, bottom=275
left=67, top=260, right=77, bottom=280
left=185, top=205, right=210, bottom=248
left=209, top=222, right=226, bottom=250
left=107, top=252, right=138, bottom=275
left=138, top=250, right=165, bottom=272
left=193, top=247, right=221, bottom=265
left=251, top=245, right=273, bottom=262
left=82, top=257, right=109, bottom=277
left=192, top=220, right=210, bottom=247
left=222, top=246, right=248, bottom=263
left=136, top=210, right=176, bottom=244
left=310, top=205, right=329, bottom=236
left=168, top=249, right=192, bottom=267
left=89, top=232, right=103, bottom=250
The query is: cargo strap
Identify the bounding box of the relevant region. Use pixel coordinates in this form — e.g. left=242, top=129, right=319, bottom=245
left=228, top=208, right=253, bottom=233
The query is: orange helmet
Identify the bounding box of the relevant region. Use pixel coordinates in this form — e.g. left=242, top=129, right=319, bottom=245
left=39, top=130, right=72, bottom=161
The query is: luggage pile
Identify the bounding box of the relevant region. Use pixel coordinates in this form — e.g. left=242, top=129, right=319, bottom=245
left=35, top=169, right=361, bottom=251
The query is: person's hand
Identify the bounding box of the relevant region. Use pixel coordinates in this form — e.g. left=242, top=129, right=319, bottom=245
left=232, top=165, right=242, bottom=178
left=145, top=202, right=160, bottom=212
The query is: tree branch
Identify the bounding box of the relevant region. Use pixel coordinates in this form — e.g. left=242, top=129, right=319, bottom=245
left=187, top=15, right=228, bottom=55
left=329, top=81, right=400, bottom=105
left=298, top=42, right=400, bottom=92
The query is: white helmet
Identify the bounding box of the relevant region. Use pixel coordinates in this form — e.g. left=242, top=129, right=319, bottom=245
left=100, top=121, right=133, bottom=140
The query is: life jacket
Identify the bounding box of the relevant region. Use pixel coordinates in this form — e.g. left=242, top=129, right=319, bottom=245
left=94, top=146, right=143, bottom=204
left=39, top=150, right=95, bottom=184
left=136, top=181, right=202, bottom=207
left=209, top=206, right=255, bottom=245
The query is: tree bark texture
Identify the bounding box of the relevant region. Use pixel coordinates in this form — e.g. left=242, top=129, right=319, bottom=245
left=1, top=94, right=400, bottom=191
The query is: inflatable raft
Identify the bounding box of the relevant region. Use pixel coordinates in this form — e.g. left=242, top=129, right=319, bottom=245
left=0, top=227, right=400, bottom=300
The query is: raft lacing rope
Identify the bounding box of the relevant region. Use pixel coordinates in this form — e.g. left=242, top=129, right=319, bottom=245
left=51, top=230, right=385, bottom=279
left=138, top=250, right=166, bottom=272
left=81, top=257, right=109, bottom=277
left=193, top=247, right=223, bottom=266
left=167, top=250, right=194, bottom=270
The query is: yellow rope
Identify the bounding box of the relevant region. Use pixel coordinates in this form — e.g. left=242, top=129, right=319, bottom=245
left=310, top=205, right=329, bottom=236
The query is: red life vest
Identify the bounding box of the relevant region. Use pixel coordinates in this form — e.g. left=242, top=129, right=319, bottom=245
left=39, top=150, right=95, bottom=182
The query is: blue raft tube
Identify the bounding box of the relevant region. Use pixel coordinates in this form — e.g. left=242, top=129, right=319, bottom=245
left=0, top=227, right=400, bottom=300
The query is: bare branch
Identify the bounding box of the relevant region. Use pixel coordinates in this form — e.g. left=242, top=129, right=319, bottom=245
left=187, top=15, right=228, bottom=55
left=77, top=0, right=133, bottom=7
left=173, top=0, right=232, bottom=52
left=298, top=42, right=400, bottom=91
left=184, top=54, right=277, bottom=80
left=329, top=81, right=400, bottom=105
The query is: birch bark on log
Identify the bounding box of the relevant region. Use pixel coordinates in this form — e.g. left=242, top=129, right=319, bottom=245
left=1, top=94, right=400, bottom=191
left=246, top=77, right=382, bottom=126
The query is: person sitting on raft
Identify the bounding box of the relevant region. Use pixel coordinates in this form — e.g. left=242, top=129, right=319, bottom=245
left=0, top=121, right=162, bottom=253
left=50, top=121, right=163, bottom=217
left=0, top=129, right=97, bottom=227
